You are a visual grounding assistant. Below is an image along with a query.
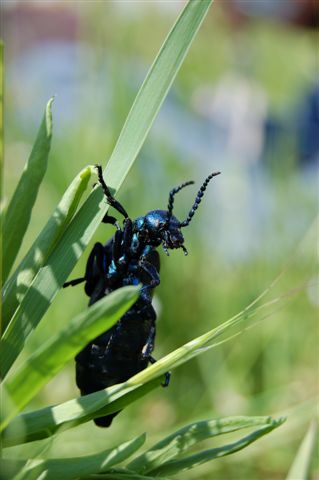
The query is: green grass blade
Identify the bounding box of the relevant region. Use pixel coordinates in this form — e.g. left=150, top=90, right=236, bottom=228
left=1, top=195, right=103, bottom=378
left=128, top=416, right=283, bottom=474
left=2, top=99, right=54, bottom=282
left=2, top=291, right=290, bottom=446
left=0, top=459, right=26, bottom=480
left=109, top=289, right=293, bottom=391
left=2, top=379, right=160, bottom=447
left=286, top=420, right=318, bottom=480
left=2, top=165, right=93, bottom=330
left=148, top=418, right=285, bottom=477
left=0, top=0, right=214, bottom=370
left=103, top=0, right=213, bottom=189
left=9, top=434, right=146, bottom=480
left=0, top=285, right=139, bottom=429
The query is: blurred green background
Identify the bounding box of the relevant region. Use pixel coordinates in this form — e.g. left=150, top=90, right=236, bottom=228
left=2, top=1, right=318, bottom=478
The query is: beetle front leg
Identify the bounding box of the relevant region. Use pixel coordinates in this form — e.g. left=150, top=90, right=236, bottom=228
left=112, top=219, right=133, bottom=271
left=102, top=214, right=120, bottom=230
left=112, top=230, right=123, bottom=267
left=95, top=164, right=129, bottom=219
left=122, top=219, right=133, bottom=254
left=138, top=259, right=160, bottom=287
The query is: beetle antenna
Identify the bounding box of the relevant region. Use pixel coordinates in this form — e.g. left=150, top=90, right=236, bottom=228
left=95, top=164, right=129, bottom=219
left=179, top=172, right=221, bottom=227
left=166, top=180, right=194, bottom=225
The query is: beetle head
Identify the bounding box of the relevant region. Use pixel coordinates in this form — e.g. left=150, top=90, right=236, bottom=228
left=142, top=210, right=186, bottom=255
left=140, top=171, right=220, bottom=256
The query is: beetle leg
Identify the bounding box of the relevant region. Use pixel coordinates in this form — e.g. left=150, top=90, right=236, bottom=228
left=181, top=245, right=188, bottom=256
left=141, top=323, right=155, bottom=359
left=102, top=214, right=121, bottom=230
left=63, top=277, right=86, bottom=288
left=109, top=219, right=133, bottom=273
left=142, top=328, right=171, bottom=387
left=122, top=219, right=133, bottom=255
left=149, top=355, right=171, bottom=387
left=162, top=243, right=170, bottom=256
left=138, top=259, right=160, bottom=287
left=162, top=371, right=171, bottom=387
left=143, top=249, right=160, bottom=272
left=95, top=164, right=129, bottom=219
left=112, top=230, right=123, bottom=268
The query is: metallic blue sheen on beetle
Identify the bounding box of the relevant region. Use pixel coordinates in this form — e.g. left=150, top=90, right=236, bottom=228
left=64, top=165, right=220, bottom=427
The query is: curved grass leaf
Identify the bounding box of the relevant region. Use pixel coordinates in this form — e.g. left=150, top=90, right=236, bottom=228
left=0, top=0, right=214, bottom=377
left=2, top=99, right=54, bottom=283
left=2, top=434, right=145, bottom=480
left=286, top=420, right=318, bottom=480
left=112, top=289, right=292, bottom=390
left=147, top=418, right=285, bottom=477
left=2, top=165, right=94, bottom=329
left=2, top=291, right=290, bottom=447
left=2, top=379, right=160, bottom=448
left=1, top=205, right=103, bottom=379
left=0, top=285, right=139, bottom=430
left=127, top=416, right=284, bottom=475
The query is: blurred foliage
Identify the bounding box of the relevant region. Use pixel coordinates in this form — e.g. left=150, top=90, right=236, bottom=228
left=2, top=2, right=318, bottom=479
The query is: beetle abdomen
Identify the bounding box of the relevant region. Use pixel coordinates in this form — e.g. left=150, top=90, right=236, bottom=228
left=75, top=304, right=156, bottom=426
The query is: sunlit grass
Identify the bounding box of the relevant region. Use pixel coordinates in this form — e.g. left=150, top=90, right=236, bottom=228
left=2, top=2, right=318, bottom=479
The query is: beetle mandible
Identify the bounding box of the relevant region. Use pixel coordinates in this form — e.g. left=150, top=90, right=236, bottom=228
left=64, top=164, right=220, bottom=427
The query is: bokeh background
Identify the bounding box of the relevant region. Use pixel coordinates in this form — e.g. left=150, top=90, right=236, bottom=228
left=2, top=1, right=318, bottom=478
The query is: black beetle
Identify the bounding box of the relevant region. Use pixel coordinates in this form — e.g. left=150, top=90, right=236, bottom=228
left=64, top=165, right=220, bottom=426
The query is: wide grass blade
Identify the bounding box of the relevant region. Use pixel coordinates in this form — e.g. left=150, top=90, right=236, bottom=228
left=103, top=0, right=213, bottom=190
left=127, top=416, right=283, bottom=474
left=2, top=165, right=94, bottom=330
left=2, top=379, right=160, bottom=447
left=1, top=285, right=139, bottom=429
left=0, top=0, right=214, bottom=375
left=147, top=418, right=285, bottom=477
left=2, top=99, right=54, bottom=283
left=2, top=434, right=145, bottom=480
left=286, top=420, right=318, bottom=480
left=2, top=290, right=289, bottom=447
